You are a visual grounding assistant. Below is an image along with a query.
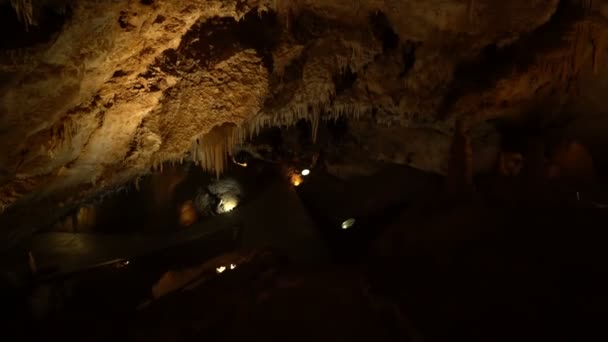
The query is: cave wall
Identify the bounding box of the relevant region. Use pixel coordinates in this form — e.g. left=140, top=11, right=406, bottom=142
left=1, top=0, right=608, bottom=245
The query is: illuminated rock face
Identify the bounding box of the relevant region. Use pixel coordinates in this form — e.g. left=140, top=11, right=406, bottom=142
left=217, top=195, right=239, bottom=214
left=1, top=0, right=608, bottom=243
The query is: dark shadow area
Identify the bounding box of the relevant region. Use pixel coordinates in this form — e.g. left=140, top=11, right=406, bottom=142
left=333, top=68, right=358, bottom=95
left=369, top=204, right=608, bottom=341
left=0, top=3, right=71, bottom=50
left=297, top=164, right=441, bottom=264
left=370, top=11, right=399, bottom=52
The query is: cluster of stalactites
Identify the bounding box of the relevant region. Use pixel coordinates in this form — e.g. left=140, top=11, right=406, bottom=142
left=578, top=19, right=608, bottom=74
left=538, top=18, right=608, bottom=84
left=234, top=102, right=367, bottom=143
left=10, top=0, right=34, bottom=31
left=190, top=123, right=240, bottom=179
left=188, top=103, right=367, bottom=177
left=576, top=0, right=594, bottom=11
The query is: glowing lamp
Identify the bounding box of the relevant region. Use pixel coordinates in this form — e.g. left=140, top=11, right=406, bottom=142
left=341, top=218, right=356, bottom=230
left=291, top=174, right=303, bottom=187
left=230, top=263, right=237, bottom=270
left=301, top=169, right=311, bottom=176
left=220, top=198, right=238, bottom=213
left=216, top=266, right=226, bottom=274
left=232, top=157, right=248, bottom=167
left=114, top=259, right=130, bottom=269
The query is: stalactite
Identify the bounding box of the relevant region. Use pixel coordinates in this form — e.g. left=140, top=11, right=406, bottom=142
left=188, top=102, right=372, bottom=178
left=572, top=0, right=594, bottom=11
left=134, top=176, right=141, bottom=191
left=535, top=14, right=608, bottom=91
left=585, top=0, right=593, bottom=11
left=591, top=23, right=608, bottom=73
left=311, top=109, right=320, bottom=143
left=468, top=0, right=475, bottom=23
left=191, top=123, right=237, bottom=178
left=233, top=102, right=369, bottom=150
left=10, top=0, right=34, bottom=31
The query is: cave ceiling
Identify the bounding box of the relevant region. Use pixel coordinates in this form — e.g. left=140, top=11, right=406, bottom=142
left=1, top=0, right=608, bottom=245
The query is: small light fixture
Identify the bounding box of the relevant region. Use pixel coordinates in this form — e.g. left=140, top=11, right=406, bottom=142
left=232, top=157, right=247, bottom=167
left=230, top=263, right=237, bottom=270
left=216, top=266, right=226, bottom=274
left=301, top=169, right=310, bottom=176
left=291, top=174, right=303, bottom=187
left=114, top=259, right=130, bottom=269
left=219, top=198, right=238, bottom=213
left=341, top=218, right=356, bottom=230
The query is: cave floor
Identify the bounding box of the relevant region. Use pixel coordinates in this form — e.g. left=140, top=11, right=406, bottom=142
left=5, top=165, right=608, bottom=341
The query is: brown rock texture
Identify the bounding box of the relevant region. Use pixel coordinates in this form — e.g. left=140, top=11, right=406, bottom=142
left=1, top=0, right=608, bottom=243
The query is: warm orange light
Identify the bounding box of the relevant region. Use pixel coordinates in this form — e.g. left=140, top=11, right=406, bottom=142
left=291, top=174, right=303, bottom=187
left=179, top=200, right=198, bottom=227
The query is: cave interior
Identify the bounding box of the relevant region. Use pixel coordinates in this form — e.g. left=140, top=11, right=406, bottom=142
left=2, top=0, right=608, bottom=341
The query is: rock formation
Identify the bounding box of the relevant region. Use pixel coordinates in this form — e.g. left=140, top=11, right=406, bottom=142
left=1, top=0, right=608, bottom=245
